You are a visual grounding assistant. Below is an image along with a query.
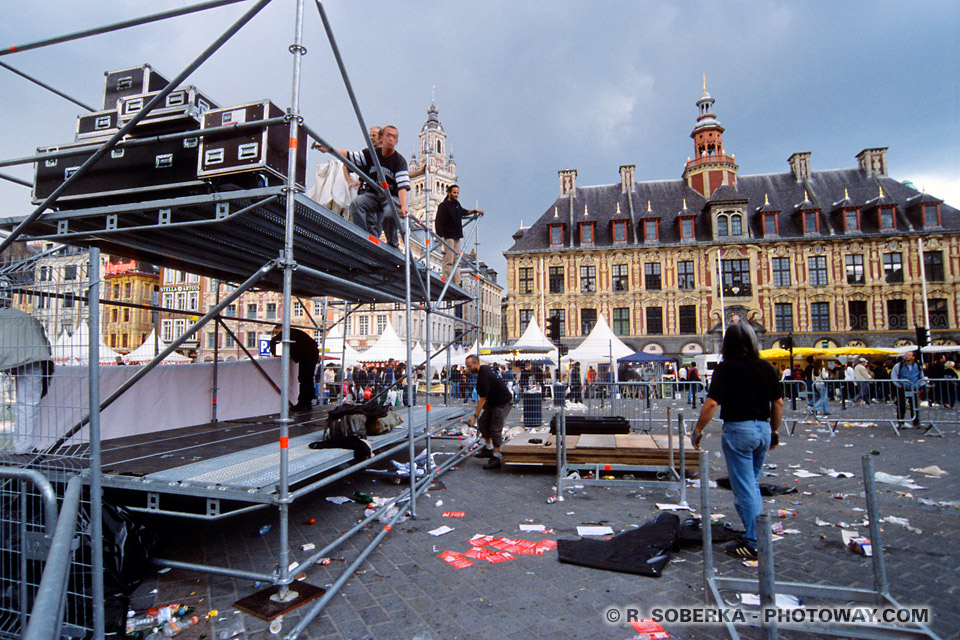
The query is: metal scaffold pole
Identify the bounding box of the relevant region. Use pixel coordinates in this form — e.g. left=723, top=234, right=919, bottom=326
left=275, top=0, right=307, bottom=601
left=87, top=247, right=105, bottom=640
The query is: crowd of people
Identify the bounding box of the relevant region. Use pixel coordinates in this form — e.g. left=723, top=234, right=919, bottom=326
left=784, top=352, right=958, bottom=424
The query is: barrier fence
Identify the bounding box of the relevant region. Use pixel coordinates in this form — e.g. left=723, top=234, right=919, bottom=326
left=778, top=379, right=951, bottom=437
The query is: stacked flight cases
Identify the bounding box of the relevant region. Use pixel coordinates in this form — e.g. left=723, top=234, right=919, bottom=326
left=34, top=64, right=217, bottom=206
left=198, top=100, right=306, bottom=189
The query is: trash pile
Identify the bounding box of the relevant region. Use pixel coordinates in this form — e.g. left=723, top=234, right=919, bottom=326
left=124, top=604, right=217, bottom=639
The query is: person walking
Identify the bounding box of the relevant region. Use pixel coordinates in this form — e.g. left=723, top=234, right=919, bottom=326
left=692, top=322, right=783, bottom=560
left=569, top=362, right=583, bottom=404
left=464, top=354, right=513, bottom=470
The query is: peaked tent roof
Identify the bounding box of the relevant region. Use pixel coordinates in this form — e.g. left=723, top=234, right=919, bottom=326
left=324, top=323, right=362, bottom=368
left=123, top=329, right=192, bottom=364
left=514, top=318, right=555, bottom=350
left=51, top=330, right=77, bottom=365
left=562, top=314, right=635, bottom=366
left=358, top=319, right=407, bottom=362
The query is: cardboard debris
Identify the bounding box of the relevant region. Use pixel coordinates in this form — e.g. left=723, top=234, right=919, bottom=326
left=792, top=469, right=822, bottom=478
left=428, top=525, right=455, bottom=536
left=656, top=503, right=693, bottom=511
left=519, top=524, right=547, bottom=532
left=910, top=465, right=948, bottom=477
left=577, top=525, right=614, bottom=536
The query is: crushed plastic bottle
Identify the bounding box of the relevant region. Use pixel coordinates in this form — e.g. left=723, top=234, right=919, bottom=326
left=775, top=509, right=797, bottom=518
left=255, top=525, right=271, bottom=537
left=217, top=613, right=244, bottom=640
left=162, top=616, right=199, bottom=637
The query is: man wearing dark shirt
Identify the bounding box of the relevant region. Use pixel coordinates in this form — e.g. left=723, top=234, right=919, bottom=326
left=435, top=185, right=483, bottom=286
left=464, top=354, right=512, bottom=469
left=270, top=325, right=320, bottom=412
left=330, top=125, right=409, bottom=248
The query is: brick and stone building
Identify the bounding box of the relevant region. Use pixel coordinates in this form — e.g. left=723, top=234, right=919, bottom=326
left=504, top=86, right=960, bottom=357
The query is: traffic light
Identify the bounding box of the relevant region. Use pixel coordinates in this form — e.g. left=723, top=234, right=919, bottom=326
left=915, top=326, right=929, bottom=348
left=546, top=315, right=561, bottom=342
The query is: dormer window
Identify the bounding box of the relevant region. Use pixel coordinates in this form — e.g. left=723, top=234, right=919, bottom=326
left=679, top=218, right=695, bottom=240
left=579, top=222, right=595, bottom=244
left=612, top=220, right=628, bottom=243
left=716, top=211, right=743, bottom=237
left=763, top=214, right=778, bottom=236
left=845, top=209, right=860, bottom=232
left=803, top=211, right=819, bottom=234
left=548, top=223, right=565, bottom=246
left=643, top=219, right=659, bottom=241
left=878, top=207, right=895, bottom=230
left=924, top=204, right=941, bottom=227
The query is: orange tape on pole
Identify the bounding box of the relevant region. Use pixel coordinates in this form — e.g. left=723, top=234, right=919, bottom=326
left=280, top=436, right=289, bottom=449
left=426, top=403, right=431, bottom=411
left=367, top=235, right=380, bottom=245
left=289, top=137, right=298, bottom=149
left=603, top=464, right=611, bottom=471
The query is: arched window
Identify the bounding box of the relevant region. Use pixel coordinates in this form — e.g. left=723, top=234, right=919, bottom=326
left=717, top=214, right=728, bottom=236
left=436, top=140, right=442, bottom=154
left=730, top=213, right=742, bottom=235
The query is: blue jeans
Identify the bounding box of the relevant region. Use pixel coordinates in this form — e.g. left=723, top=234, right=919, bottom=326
left=813, top=382, right=830, bottom=415
left=721, top=420, right=772, bottom=549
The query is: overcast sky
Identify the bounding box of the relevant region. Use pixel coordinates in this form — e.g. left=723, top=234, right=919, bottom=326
left=2, top=1, right=958, bottom=284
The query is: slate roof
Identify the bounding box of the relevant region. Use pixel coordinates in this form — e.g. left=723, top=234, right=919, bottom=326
left=506, top=168, right=960, bottom=253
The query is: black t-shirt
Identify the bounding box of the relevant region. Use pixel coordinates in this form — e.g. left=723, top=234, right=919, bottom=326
left=347, top=148, right=410, bottom=197
left=707, top=358, right=782, bottom=422
left=476, top=364, right=512, bottom=407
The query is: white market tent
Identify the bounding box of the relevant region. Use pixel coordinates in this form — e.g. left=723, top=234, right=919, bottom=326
left=123, top=329, right=192, bottom=365
left=323, top=323, right=362, bottom=368
left=513, top=318, right=556, bottom=351
left=562, top=314, right=635, bottom=375
left=357, top=318, right=407, bottom=362
left=410, top=342, right=427, bottom=367
left=51, top=330, right=77, bottom=365
left=54, top=323, right=124, bottom=365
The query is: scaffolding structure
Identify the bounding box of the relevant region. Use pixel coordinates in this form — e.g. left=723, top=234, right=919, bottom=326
left=0, top=1, right=486, bottom=637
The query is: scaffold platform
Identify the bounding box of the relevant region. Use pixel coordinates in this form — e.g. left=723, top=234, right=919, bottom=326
left=0, top=187, right=468, bottom=304
left=93, top=404, right=466, bottom=519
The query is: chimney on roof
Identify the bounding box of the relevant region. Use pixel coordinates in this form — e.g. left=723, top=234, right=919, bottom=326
left=559, top=169, right=577, bottom=195
left=788, top=152, right=811, bottom=182
left=856, top=148, right=888, bottom=176
left=619, top=165, right=635, bottom=192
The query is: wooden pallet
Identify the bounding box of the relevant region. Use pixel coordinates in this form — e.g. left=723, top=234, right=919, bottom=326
left=501, top=432, right=698, bottom=467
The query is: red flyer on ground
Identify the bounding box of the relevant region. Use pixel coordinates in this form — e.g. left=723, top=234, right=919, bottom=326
left=484, top=551, right=516, bottom=564
left=629, top=619, right=670, bottom=639
left=468, top=535, right=496, bottom=547
left=488, top=537, right=523, bottom=550
left=438, top=550, right=474, bottom=569
left=442, top=511, right=465, bottom=518
left=463, top=547, right=492, bottom=560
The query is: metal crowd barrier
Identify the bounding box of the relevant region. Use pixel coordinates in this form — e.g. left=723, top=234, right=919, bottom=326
left=22, top=475, right=83, bottom=640
left=572, top=381, right=706, bottom=433
left=779, top=379, right=947, bottom=437
left=698, top=451, right=941, bottom=640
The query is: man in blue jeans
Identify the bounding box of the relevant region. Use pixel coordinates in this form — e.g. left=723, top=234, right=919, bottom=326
left=692, top=323, right=783, bottom=560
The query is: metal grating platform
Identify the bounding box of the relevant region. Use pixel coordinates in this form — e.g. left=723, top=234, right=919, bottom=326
left=0, top=188, right=468, bottom=303
left=141, top=406, right=464, bottom=491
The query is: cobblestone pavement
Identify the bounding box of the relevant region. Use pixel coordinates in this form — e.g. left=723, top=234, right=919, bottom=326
left=129, top=398, right=959, bottom=640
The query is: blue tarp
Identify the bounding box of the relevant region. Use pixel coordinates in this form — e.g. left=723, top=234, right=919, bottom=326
left=617, top=352, right=677, bottom=364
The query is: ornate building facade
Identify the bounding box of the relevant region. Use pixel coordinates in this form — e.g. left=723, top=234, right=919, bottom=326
left=504, top=87, right=960, bottom=357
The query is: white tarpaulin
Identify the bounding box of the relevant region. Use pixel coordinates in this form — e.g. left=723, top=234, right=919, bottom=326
left=562, top=314, right=635, bottom=369
left=305, top=159, right=358, bottom=217
left=123, top=329, right=192, bottom=364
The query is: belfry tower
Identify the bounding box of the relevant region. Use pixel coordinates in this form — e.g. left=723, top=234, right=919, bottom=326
left=682, top=78, right=739, bottom=198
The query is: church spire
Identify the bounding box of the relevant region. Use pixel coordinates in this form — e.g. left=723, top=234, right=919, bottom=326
left=682, top=81, right=739, bottom=198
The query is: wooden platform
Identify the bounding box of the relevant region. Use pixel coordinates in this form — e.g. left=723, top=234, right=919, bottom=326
left=501, top=432, right=698, bottom=467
